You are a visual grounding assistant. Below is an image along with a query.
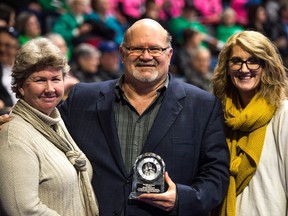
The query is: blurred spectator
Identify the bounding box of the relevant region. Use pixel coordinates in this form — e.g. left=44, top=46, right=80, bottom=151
left=246, top=4, right=270, bottom=34
left=38, top=0, right=69, bottom=14
left=97, top=40, right=122, bottom=80
left=193, top=0, right=223, bottom=25
left=38, top=0, right=70, bottom=33
left=184, top=47, right=213, bottom=92
left=0, top=0, right=41, bottom=15
left=111, top=2, right=130, bottom=40
left=171, top=28, right=204, bottom=77
left=140, top=0, right=169, bottom=30
left=168, top=4, right=208, bottom=46
left=15, top=11, right=42, bottom=46
left=87, top=0, right=125, bottom=45
left=0, top=3, right=16, bottom=28
left=156, top=0, right=185, bottom=21
left=70, top=43, right=102, bottom=83
left=230, top=0, right=249, bottom=26
left=108, top=0, right=185, bottom=24
left=265, top=0, right=282, bottom=22
left=216, top=7, right=244, bottom=43
left=141, top=0, right=160, bottom=20
left=278, top=2, right=288, bottom=38
left=0, top=0, right=44, bottom=34
left=52, top=0, right=92, bottom=52
left=168, top=4, right=222, bottom=50
left=45, top=32, right=71, bottom=60
left=114, top=0, right=145, bottom=21
left=109, top=0, right=184, bottom=22
left=275, top=2, right=288, bottom=68
left=0, top=27, right=19, bottom=114
left=245, top=3, right=286, bottom=52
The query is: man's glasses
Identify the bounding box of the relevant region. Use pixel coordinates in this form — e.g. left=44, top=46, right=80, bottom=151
left=124, top=46, right=170, bottom=57
left=227, top=57, right=263, bottom=71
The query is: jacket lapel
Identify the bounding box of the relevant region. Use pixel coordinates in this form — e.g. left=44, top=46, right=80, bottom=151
left=142, top=78, right=185, bottom=153
left=96, top=82, right=127, bottom=177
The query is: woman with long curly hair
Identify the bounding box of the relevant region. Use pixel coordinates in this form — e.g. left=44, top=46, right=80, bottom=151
left=212, top=30, right=288, bottom=216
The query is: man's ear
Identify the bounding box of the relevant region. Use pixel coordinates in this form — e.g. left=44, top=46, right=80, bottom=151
left=119, top=46, right=125, bottom=60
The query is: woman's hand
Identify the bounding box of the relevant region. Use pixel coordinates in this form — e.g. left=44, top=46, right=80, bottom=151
left=0, top=114, right=11, bottom=129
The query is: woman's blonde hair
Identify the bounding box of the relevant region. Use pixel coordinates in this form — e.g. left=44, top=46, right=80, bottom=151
left=212, top=30, right=288, bottom=108
left=11, top=37, right=70, bottom=98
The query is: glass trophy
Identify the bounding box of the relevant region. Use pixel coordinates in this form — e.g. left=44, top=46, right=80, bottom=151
left=129, top=152, right=165, bottom=199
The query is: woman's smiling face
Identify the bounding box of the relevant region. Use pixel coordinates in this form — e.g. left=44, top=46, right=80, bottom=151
left=227, top=45, right=263, bottom=102
left=19, top=69, right=64, bottom=116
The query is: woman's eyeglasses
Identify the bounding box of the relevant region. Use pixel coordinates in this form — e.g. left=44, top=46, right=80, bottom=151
left=227, top=57, right=263, bottom=71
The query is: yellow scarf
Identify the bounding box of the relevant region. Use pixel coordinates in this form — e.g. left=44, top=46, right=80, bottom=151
left=213, top=93, right=276, bottom=216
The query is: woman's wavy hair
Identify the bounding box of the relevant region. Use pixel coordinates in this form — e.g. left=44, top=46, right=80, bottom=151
left=11, top=37, right=70, bottom=98
left=212, top=30, right=288, bottom=108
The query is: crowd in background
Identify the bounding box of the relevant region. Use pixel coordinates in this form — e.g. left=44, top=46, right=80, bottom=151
left=0, top=0, right=288, bottom=114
